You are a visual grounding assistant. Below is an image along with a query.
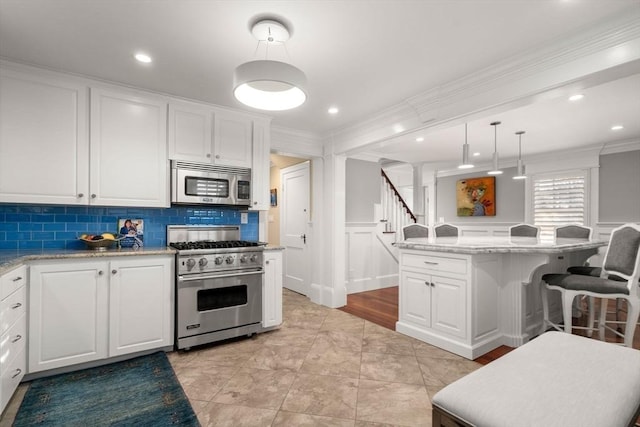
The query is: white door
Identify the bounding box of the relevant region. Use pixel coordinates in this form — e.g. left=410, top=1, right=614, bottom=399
left=280, top=162, right=310, bottom=295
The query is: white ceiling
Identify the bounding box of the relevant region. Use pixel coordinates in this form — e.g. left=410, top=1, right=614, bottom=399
left=1, top=0, right=639, bottom=168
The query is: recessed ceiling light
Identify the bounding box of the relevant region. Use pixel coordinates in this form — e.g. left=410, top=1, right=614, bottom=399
left=328, top=107, right=339, bottom=115
left=568, top=94, right=584, bottom=102
left=415, top=137, right=424, bottom=142
left=472, top=152, right=480, bottom=157
left=611, top=125, right=624, bottom=131
left=134, top=53, right=152, bottom=63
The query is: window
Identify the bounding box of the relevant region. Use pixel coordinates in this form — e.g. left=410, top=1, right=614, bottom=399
left=532, top=170, right=587, bottom=239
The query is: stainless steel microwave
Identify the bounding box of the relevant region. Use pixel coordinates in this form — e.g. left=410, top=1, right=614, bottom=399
left=171, top=161, right=251, bottom=206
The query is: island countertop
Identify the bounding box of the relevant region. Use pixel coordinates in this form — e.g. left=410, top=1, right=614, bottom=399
left=395, top=236, right=606, bottom=255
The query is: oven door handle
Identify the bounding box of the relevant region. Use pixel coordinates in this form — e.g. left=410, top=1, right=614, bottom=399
left=178, top=270, right=264, bottom=282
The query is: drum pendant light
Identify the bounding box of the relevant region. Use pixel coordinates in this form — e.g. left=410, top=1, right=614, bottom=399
left=233, top=19, right=307, bottom=111
left=458, top=123, right=474, bottom=169
left=513, top=131, right=526, bottom=180
left=487, top=121, right=503, bottom=175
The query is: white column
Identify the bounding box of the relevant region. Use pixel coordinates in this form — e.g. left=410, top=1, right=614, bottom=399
left=412, top=163, right=424, bottom=224
left=315, top=152, right=347, bottom=308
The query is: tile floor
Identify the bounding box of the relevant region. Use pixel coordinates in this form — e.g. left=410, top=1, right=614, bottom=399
left=1, top=289, right=481, bottom=426
left=170, top=289, right=481, bottom=426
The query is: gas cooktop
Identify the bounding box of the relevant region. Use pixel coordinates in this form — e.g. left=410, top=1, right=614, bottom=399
left=169, top=240, right=261, bottom=251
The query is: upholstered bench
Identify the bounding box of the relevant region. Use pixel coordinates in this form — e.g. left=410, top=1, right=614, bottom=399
left=432, top=332, right=640, bottom=427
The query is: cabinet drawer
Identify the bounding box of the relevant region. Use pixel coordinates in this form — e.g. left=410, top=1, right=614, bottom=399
left=402, top=253, right=467, bottom=274
left=0, top=313, right=26, bottom=369
left=1, top=265, right=26, bottom=300
left=1, top=347, right=26, bottom=412
left=0, top=286, right=26, bottom=336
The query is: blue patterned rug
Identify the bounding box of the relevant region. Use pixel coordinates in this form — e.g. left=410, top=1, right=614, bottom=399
left=13, top=351, right=200, bottom=426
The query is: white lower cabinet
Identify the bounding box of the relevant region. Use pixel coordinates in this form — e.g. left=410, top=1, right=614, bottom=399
left=0, top=265, right=28, bottom=414
left=29, top=256, right=173, bottom=374
left=262, top=250, right=283, bottom=328
left=397, top=251, right=470, bottom=356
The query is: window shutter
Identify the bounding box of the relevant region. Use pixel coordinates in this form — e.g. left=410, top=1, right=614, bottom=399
left=533, top=172, right=586, bottom=239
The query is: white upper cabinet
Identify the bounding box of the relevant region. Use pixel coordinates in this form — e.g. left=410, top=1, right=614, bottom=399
left=168, top=101, right=213, bottom=162
left=251, top=118, right=272, bottom=210
left=168, top=100, right=253, bottom=168
left=90, top=88, right=168, bottom=207
left=0, top=68, right=89, bottom=205
left=213, top=110, right=253, bottom=168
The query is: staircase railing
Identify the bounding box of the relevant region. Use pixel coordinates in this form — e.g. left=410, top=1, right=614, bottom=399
left=381, top=169, right=416, bottom=235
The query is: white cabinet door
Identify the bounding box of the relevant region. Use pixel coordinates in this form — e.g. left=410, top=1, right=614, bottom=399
left=213, top=110, right=253, bottom=168
left=399, top=270, right=431, bottom=329
left=262, top=251, right=283, bottom=328
left=431, top=275, right=466, bottom=338
left=29, top=261, right=109, bottom=373
left=90, top=88, right=168, bottom=207
left=168, top=101, right=214, bottom=162
left=0, top=68, right=89, bottom=204
left=109, top=256, right=173, bottom=356
left=251, top=119, right=271, bottom=210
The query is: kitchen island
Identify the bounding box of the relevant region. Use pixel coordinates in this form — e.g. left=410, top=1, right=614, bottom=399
left=395, top=236, right=606, bottom=359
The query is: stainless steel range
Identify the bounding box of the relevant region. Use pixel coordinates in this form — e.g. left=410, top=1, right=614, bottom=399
left=168, top=225, right=264, bottom=350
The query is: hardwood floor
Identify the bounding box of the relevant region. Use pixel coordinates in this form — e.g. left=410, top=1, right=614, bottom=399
left=340, top=286, right=640, bottom=364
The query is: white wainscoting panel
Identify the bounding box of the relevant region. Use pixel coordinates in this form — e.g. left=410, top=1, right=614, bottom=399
left=345, top=223, right=399, bottom=294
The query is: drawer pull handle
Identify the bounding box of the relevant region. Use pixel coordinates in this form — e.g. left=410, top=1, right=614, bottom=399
left=12, top=276, right=23, bottom=282
left=11, top=302, right=22, bottom=309
left=12, top=334, right=22, bottom=343
left=423, top=261, right=439, bottom=265
left=12, top=369, right=22, bottom=378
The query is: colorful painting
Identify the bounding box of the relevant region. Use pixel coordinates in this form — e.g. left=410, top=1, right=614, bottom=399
left=456, top=177, right=495, bottom=216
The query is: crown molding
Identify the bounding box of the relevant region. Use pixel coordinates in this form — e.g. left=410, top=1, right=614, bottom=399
left=327, top=10, right=640, bottom=157
left=271, top=125, right=324, bottom=158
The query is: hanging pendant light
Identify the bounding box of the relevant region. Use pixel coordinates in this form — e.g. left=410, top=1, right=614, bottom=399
left=458, top=123, right=474, bottom=169
left=233, top=19, right=307, bottom=111
left=513, top=131, right=526, bottom=180
left=487, top=121, right=503, bottom=175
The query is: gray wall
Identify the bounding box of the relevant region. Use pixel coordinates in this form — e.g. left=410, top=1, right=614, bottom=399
left=346, top=159, right=381, bottom=222
left=599, top=150, right=640, bottom=222
left=436, top=166, right=525, bottom=223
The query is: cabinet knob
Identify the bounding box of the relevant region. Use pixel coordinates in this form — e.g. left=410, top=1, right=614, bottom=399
left=112, top=269, right=117, bottom=275
left=266, top=260, right=270, bottom=264
left=254, top=201, right=258, bottom=205
left=98, top=270, right=104, bottom=276
left=424, top=281, right=429, bottom=286
left=431, top=282, right=435, bottom=287
left=77, top=193, right=84, bottom=198
left=91, top=194, right=97, bottom=199
left=11, top=302, right=21, bottom=309
left=215, top=154, right=220, bottom=159
left=206, top=153, right=211, bottom=158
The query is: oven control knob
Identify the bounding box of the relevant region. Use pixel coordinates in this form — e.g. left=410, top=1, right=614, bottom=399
left=214, top=256, right=223, bottom=265
left=186, top=258, right=196, bottom=269
left=250, top=254, right=258, bottom=262
left=225, top=256, right=234, bottom=264
left=239, top=255, right=248, bottom=263
left=198, top=258, right=208, bottom=267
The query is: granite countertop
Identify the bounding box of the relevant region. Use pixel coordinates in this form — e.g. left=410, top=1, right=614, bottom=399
left=263, top=245, right=285, bottom=251
left=0, top=247, right=177, bottom=275
left=395, top=236, right=607, bottom=255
